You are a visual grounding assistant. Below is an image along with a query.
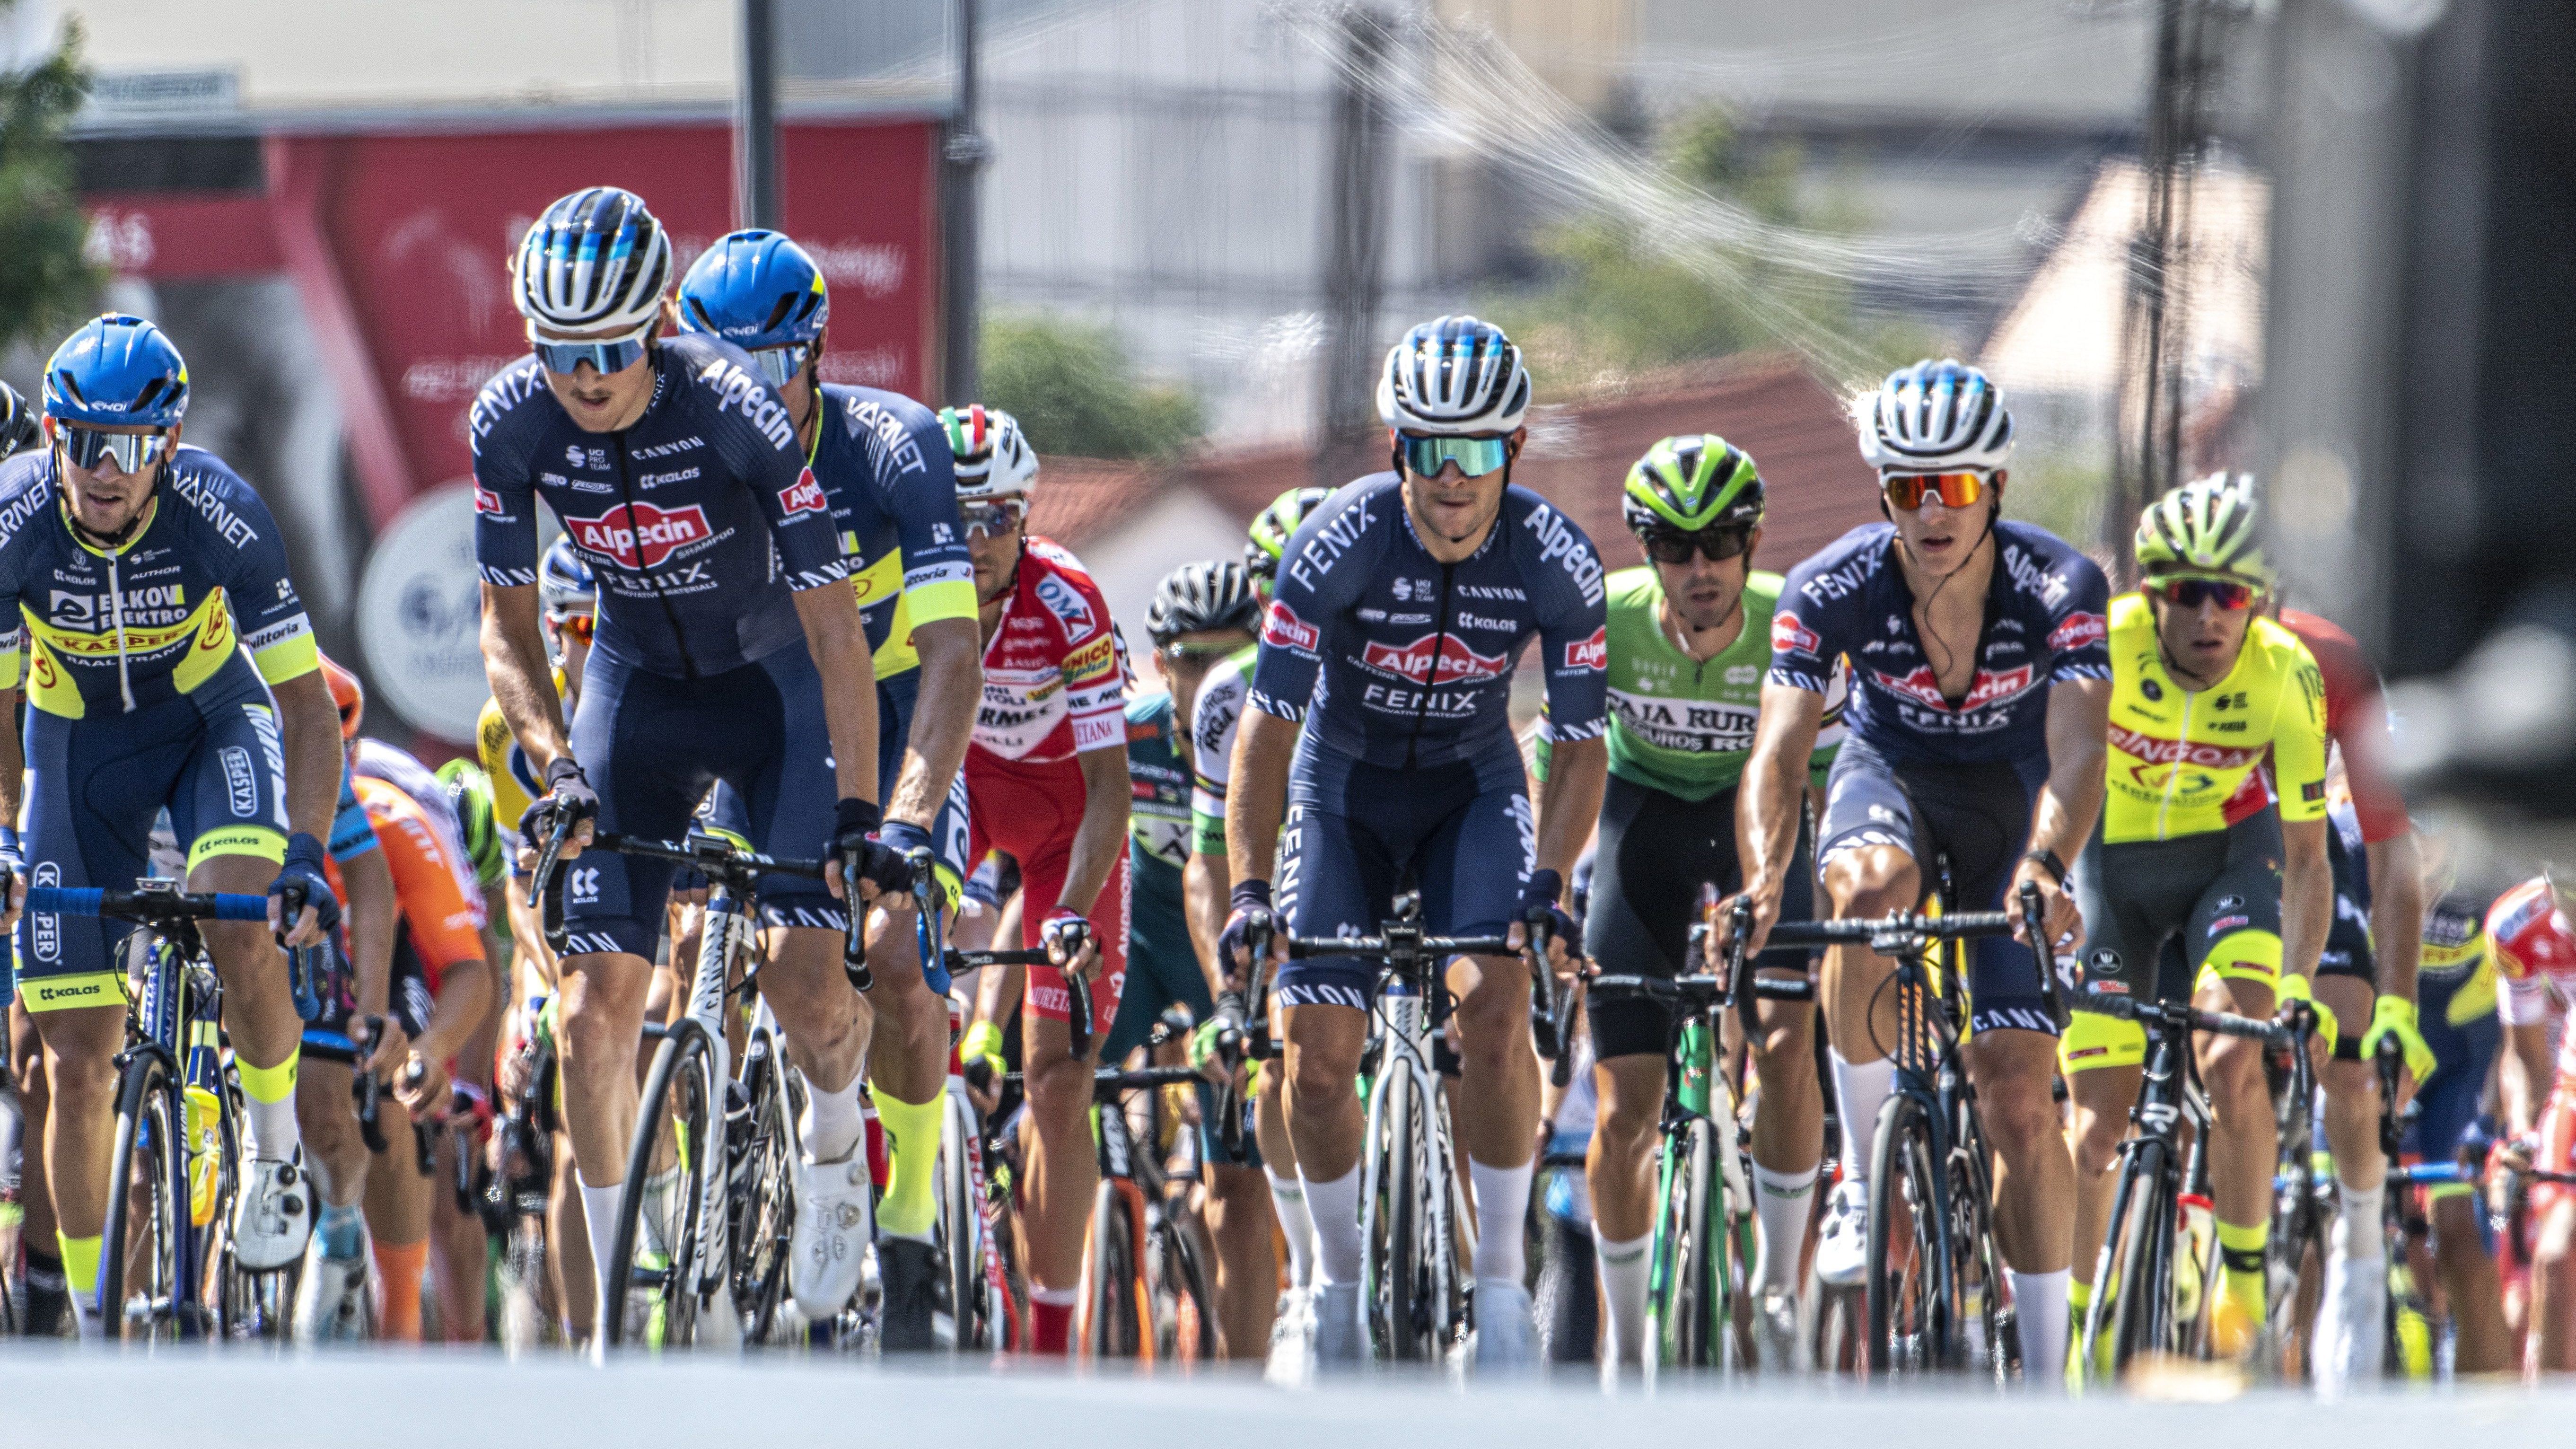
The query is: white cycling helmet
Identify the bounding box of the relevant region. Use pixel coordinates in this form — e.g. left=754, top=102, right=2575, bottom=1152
left=1858, top=359, right=2015, bottom=473
left=941, top=404, right=1040, bottom=501
left=512, top=186, right=674, bottom=335
left=1376, top=316, right=1532, bottom=436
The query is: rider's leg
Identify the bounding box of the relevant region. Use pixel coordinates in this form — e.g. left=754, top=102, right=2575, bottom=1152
left=1453, top=953, right=1542, bottom=1282
left=1279, top=1000, right=1369, bottom=1296
left=295, top=1059, right=370, bottom=1254
left=553, top=948, right=653, bottom=1304
left=362, top=1128, right=434, bottom=1342
left=9, top=1007, right=68, bottom=1334
left=549, top=1130, right=595, bottom=1342
left=428, top=1129, right=488, bottom=1342
left=2311, top=970, right=2386, bottom=1379
left=2063, top=1059, right=2144, bottom=1300
left=193, top=852, right=309, bottom=1164
left=759, top=924, right=874, bottom=1157
left=26, top=1003, right=120, bottom=1332
left=1205, top=1159, right=1278, bottom=1358
left=1965, top=1026, right=2076, bottom=1382
left=1256, top=1065, right=1313, bottom=1291
left=1818, top=845, right=1920, bottom=1175
left=1748, top=982, right=1823, bottom=1301
left=866, top=894, right=951, bottom=1243
left=1586, top=1052, right=1664, bottom=1363
left=1021, top=1005, right=1100, bottom=1352
left=2192, top=968, right=2278, bottom=1353
left=2428, top=1187, right=2510, bottom=1372
left=2534, top=1191, right=2576, bottom=1372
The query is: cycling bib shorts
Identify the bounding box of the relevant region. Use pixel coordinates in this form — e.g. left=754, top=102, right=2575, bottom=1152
left=2060, top=808, right=2285, bottom=1074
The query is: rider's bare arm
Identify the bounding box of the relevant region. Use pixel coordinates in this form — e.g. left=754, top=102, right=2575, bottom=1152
left=1057, top=744, right=1132, bottom=925
left=2365, top=831, right=2427, bottom=1002
left=2503, top=1020, right=2557, bottom=1138
left=1733, top=683, right=1826, bottom=956
left=1532, top=737, right=1605, bottom=891
left=2014, top=676, right=2110, bottom=943
left=885, top=615, right=980, bottom=831
left=2279, top=817, right=2333, bottom=985
left=1224, top=708, right=1300, bottom=890
left=789, top=582, right=880, bottom=805
left=479, top=581, right=570, bottom=774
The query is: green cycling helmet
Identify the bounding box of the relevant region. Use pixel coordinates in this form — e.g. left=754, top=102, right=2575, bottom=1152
left=2134, top=472, right=2275, bottom=589
left=436, top=758, right=506, bottom=892
left=1622, top=435, right=1765, bottom=536
left=1244, top=486, right=1333, bottom=587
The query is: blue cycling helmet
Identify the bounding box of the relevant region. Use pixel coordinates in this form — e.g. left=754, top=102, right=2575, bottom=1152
left=43, top=314, right=189, bottom=429
left=676, top=229, right=830, bottom=352
left=539, top=536, right=596, bottom=617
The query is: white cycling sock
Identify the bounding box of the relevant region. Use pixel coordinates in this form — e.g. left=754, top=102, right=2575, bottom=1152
left=1830, top=1050, right=1895, bottom=1183
left=1469, top=1157, right=1533, bottom=1286
left=1751, top=1161, right=1820, bottom=1294
left=242, top=1092, right=300, bottom=1163
left=799, top=1075, right=865, bottom=1165
left=1267, top=1166, right=1317, bottom=1289
left=2009, top=1269, right=2069, bottom=1390
left=2333, top=1178, right=2387, bottom=1263
left=577, top=1176, right=623, bottom=1315
left=1302, top=1167, right=1364, bottom=1286
left=1594, top=1229, right=1651, bottom=1364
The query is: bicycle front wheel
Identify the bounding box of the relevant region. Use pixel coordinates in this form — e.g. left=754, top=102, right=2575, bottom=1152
left=602, top=1020, right=718, bottom=1349
left=938, top=1089, right=983, bottom=1351
left=1081, top=1181, right=1144, bottom=1357
left=1649, top=1117, right=1720, bottom=1369
left=2101, top=1141, right=2179, bottom=1375
left=1864, top=1091, right=1948, bottom=1376
left=98, top=1054, right=192, bottom=1343
left=728, top=1029, right=800, bottom=1344
left=1154, top=1205, right=1218, bottom=1364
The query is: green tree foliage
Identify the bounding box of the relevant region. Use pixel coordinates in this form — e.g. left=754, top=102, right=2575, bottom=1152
left=980, top=311, right=1202, bottom=459
left=0, top=7, right=101, bottom=353
left=1492, top=105, right=1888, bottom=390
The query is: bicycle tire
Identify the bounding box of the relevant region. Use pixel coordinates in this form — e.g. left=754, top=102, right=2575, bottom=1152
left=97, top=1053, right=190, bottom=1342
left=938, top=1090, right=981, bottom=1351
left=498, top=1215, right=550, bottom=1350
left=602, top=1019, right=717, bottom=1349
left=729, top=1030, right=799, bottom=1344
left=1943, top=1115, right=2010, bottom=1382
left=2104, top=1142, right=2178, bottom=1373
left=1157, top=1205, right=1219, bottom=1363
left=2266, top=1121, right=2326, bottom=1381
left=1363, top=1069, right=1425, bottom=1361
left=1659, top=1117, right=1720, bottom=1368
left=1081, top=1181, right=1142, bottom=1357
left=1865, top=1091, right=1946, bottom=1376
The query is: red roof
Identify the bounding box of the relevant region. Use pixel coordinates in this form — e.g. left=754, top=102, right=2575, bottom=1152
left=1025, top=351, right=1881, bottom=571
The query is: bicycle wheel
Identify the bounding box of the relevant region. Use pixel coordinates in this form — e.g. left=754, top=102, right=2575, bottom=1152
left=938, top=1089, right=981, bottom=1350
left=1081, top=1181, right=1143, bottom=1357
left=1362, top=1069, right=1426, bottom=1361
left=1648, top=1118, right=1719, bottom=1369
left=2099, top=1142, right=2179, bottom=1374
left=2266, top=1126, right=2326, bottom=1380
left=97, top=1053, right=192, bottom=1342
left=2384, top=1202, right=2434, bottom=1379
left=602, top=1019, right=717, bottom=1349
left=728, top=1030, right=799, bottom=1344
left=1864, top=1091, right=1948, bottom=1376
left=1942, top=1115, right=2010, bottom=1382
left=1153, top=1205, right=1219, bottom=1364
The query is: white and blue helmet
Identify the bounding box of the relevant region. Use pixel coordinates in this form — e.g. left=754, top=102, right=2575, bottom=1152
left=1858, top=359, right=2015, bottom=473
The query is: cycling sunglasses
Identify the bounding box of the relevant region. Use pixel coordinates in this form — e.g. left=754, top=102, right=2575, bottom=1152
left=961, top=496, right=1028, bottom=539
left=1400, top=433, right=1511, bottom=479
left=2147, top=575, right=2262, bottom=612
left=750, top=343, right=812, bottom=389
left=529, top=322, right=652, bottom=377
left=1155, top=639, right=1238, bottom=665
left=1880, top=470, right=1991, bottom=511
left=58, top=426, right=169, bottom=474
left=1639, top=525, right=1754, bottom=566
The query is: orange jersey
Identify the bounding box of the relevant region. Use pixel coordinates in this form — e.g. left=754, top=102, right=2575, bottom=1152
left=353, top=774, right=485, bottom=985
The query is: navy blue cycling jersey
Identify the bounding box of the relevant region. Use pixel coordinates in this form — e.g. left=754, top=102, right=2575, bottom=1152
left=470, top=333, right=850, bottom=680
left=812, top=383, right=975, bottom=681
left=1768, top=519, right=2110, bottom=766
left=1246, top=474, right=1608, bottom=777
left=0, top=445, right=319, bottom=719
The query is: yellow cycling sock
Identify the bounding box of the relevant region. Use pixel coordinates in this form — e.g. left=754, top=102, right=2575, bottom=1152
left=2068, top=1277, right=2091, bottom=1314
left=56, top=1232, right=102, bottom=1301
left=871, top=1088, right=943, bottom=1242
left=2217, top=1218, right=2267, bottom=1313
left=236, top=1045, right=298, bottom=1103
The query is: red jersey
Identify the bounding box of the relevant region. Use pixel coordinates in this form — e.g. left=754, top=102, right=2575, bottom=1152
left=2223, top=607, right=2409, bottom=840
left=2493, top=877, right=2576, bottom=1079
left=970, top=536, right=1127, bottom=765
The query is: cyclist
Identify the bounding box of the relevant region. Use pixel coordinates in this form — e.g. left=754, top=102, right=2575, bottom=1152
left=1103, top=558, right=1270, bottom=1355
left=1220, top=316, right=1610, bottom=1369
left=674, top=230, right=978, bottom=1348
left=472, top=187, right=906, bottom=1326
left=2379, top=822, right=2509, bottom=1373
left=2491, top=877, right=2576, bottom=1370
left=1184, top=484, right=1334, bottom=1339
left=949, top=404, right=1134, bottom=1353
left=2052, top=476, right=2329, bottom=1367
left=1731, top=359, right=2108, bottom=1388
left=2267, top=597, right=2438, bottom=1378
left=0, top=314, right=346, bottom=1332
left=1553, top=435, right=1838, bottom=1370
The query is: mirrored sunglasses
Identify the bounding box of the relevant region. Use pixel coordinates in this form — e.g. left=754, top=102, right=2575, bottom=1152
left=961, top=497, right=1028, bottom=538
left=1880, top=471, right=1990, bottom=511
left=530, top=323, right=652, bottom=377
left=59, top=427, right=169, bottom=474
left=1401, top=433, right=1511, bottom=479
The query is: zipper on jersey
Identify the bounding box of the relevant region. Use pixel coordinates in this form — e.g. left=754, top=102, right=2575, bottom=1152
left=1403, top=561, right=1457, bottom=771
left=2156, top=683, right=2192, bottom=840
left=105, top=550, right=134, bottom=712
left=613, top=433, right=698, bottom=681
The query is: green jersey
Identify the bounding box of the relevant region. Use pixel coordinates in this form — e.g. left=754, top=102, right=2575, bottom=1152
left=1540, top=566, right=1839, bottom=801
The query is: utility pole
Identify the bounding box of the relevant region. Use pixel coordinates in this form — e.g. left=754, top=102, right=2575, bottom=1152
left=941, top=0, right=991, bottom=405
left=2107, top=0, right=2229, bottom=576
left=735, top=0, right=780, bottom=229
left=1316, top=5, right=1392, bottom=485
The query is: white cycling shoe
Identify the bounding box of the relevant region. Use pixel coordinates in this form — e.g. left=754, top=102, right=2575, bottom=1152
left=2314, top=1250, right=2387, bottom=1388
left=1473, top=1281, right=1537, bottom=1373
left=231, top=1157, right=315, bottom=1272
left=1755, top=1287, right=1806, bottom=1373
left=291, top=1241, right=371, bottom=1343
left=1264, top=1286, right=1315, bottom=1383
left=1311, top=1281, right=1362, bottom=1366
left=789, top=1154, right=873, bottom=1320
left=1813, top=1180, right=1870, bottom=1288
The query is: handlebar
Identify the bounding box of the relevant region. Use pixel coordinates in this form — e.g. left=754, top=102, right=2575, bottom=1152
left=943, top=942, right=1092, bottom=1057
left=2077, top=990, right=2303, bottom=1050
left=21, top=884, right=274, bottom=923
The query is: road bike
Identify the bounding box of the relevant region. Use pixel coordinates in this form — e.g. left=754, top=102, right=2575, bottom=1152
left=2072, top=989, right=2311, bottom=1378
left=23, top=879, right=324, bottom=1342
left=1754, top=884, right=2053, bottom=1379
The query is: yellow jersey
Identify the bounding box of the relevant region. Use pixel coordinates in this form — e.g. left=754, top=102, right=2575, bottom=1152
left=2103, top=592, right=2328, bottom=844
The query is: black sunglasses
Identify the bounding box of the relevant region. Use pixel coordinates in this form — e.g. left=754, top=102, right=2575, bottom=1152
left=1638, top=526, right=1754, bottom=565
